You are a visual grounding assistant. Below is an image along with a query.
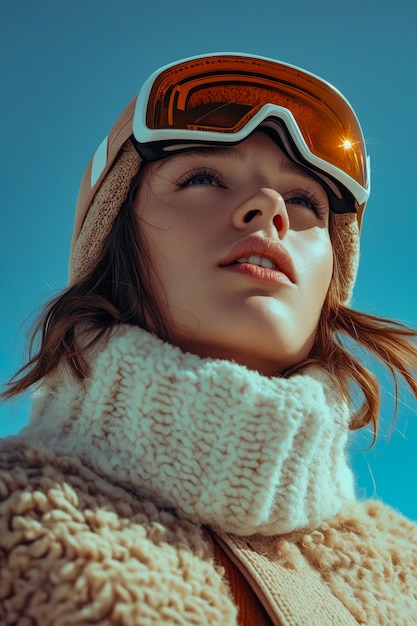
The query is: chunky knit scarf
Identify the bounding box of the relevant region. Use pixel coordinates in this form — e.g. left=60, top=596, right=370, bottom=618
left=19, top=325, right=355, bottom=536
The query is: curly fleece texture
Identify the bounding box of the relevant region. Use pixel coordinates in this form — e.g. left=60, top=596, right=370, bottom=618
left=280, top=501, right=417, bottom=624
left=0, top=443, right=237, bottom=626
left=1, top=442, right=417, bottom=625
left=217, top=500, right=417, bottom=625
left=18, top=325, right=355, bottom=536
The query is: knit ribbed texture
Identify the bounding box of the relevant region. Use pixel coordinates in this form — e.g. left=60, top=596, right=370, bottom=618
left=19, top=325, right=355, bottom=536
left=70, top=141, right=140, bottom=283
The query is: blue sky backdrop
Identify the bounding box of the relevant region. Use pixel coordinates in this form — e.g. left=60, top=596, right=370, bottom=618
left=1, top=0, right=417, bottom=520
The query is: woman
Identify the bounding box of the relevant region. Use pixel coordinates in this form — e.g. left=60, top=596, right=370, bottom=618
left=1, top=53, right=417, bottom=625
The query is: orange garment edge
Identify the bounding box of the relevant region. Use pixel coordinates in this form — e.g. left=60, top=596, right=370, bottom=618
left=211, top=535, right=275, bottom=626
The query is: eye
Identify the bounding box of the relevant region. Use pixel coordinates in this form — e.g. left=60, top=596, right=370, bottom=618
left=286, top=189, right=328, bottom=220
left=177, top=167, right=225, bottom=188
left=287, top=196, right=312, bottom=208
left=189, top=175, right=217, bottom=186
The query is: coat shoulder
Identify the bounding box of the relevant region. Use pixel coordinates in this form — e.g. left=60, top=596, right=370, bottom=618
left=0, top=439, right=237, bottom=626
left=274, top=499, right=417, bottom=625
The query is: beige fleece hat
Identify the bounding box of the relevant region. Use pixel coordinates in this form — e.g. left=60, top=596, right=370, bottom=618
left=69, top=58, right=365, bottom=305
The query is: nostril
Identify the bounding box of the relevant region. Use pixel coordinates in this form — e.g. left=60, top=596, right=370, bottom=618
left=244, top=209, right=261, bottom=223
left=273, top=214, right=283, bottom=231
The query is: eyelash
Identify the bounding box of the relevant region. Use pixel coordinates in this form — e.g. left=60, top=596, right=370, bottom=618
left=176, top=167, right=225, bottom=188
left=176, top=169, right=328, bottom=220
left=285, top=189, right=328, bottom=220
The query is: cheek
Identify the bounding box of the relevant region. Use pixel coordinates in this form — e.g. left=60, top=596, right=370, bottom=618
left=318, top=241, right=334, bottom=293
left=302, top=233, right=334, bottom=304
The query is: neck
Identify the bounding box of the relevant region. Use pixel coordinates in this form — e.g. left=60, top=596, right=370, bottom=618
left=171, top=337, right=312, bottom=377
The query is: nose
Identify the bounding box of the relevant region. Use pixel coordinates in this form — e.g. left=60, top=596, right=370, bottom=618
left=231, top=188, right=289, bottom=239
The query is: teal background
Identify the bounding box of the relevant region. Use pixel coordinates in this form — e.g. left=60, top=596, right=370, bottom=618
left=1, top=0, right=416, bottom=520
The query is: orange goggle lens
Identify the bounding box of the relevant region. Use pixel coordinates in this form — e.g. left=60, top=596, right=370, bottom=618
left=140, top=55, right=368, bottom=198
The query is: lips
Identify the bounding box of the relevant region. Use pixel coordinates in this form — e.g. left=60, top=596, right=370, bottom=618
left=219, top=235, right=296, bottom=284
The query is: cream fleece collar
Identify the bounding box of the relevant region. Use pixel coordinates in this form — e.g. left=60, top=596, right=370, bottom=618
left=20, top=325, right=355, bottom=536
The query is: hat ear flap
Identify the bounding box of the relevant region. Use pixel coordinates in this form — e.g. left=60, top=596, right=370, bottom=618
left=70, top=140, right=141, bottom=284
left=330, top=212, right=360, bottom=306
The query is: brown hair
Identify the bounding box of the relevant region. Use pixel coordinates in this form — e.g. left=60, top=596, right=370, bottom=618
left=2, top=178, right=417, bottom=441
left=311, top=237, right=417, bottom=439
left=1, top=168, right=170, bottom=392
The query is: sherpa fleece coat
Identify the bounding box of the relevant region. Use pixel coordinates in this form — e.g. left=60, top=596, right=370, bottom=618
left=1, top=325, right=417, bottom=625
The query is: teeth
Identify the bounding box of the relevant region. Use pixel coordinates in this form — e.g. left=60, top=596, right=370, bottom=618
left=236, top=255, right=277, bottom=270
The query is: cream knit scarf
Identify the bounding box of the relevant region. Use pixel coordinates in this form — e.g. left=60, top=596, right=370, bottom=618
left=19, top=325, right=355, bottom=536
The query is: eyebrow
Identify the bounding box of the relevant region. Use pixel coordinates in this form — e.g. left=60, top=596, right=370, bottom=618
left=154, top=143, right=314, bottom=180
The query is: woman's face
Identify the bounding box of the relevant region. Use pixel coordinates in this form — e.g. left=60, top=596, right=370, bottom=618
left=136, top=131, right=333, bottom=375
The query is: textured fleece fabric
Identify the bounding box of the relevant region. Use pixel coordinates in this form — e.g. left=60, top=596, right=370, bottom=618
left=216, top=500, right=417, bottom=625
left=18, top=325, right=355, bottom=536
left=0, top=442, right=238, bottom=626
left=2, top=326, right=417, bottom=625
left=70, top=141, right=140, bottom=283
left=1, top=439, right=417, bottom=624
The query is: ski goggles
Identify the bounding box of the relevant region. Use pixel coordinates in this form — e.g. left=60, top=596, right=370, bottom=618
left=84, top=53, right=370, bottom=229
